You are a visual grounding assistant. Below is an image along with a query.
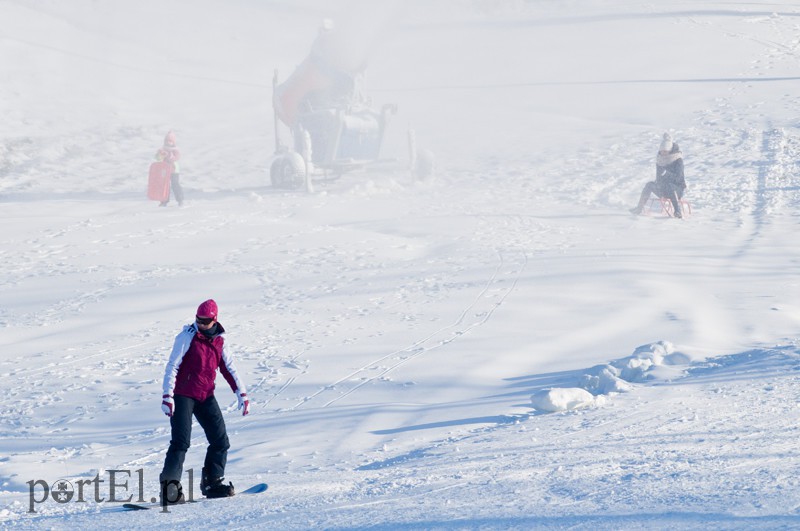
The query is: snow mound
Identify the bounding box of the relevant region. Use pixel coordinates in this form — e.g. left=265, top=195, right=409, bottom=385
left=530, top=387, right=598, bottom=412
left=531, top=341, right=690, bottom=412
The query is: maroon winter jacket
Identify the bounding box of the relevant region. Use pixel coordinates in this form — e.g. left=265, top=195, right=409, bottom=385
left=162, top=322, right=246, bottom=403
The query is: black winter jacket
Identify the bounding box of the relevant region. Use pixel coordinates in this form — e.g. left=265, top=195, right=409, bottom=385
left=656, top=157, right=686, bottom=192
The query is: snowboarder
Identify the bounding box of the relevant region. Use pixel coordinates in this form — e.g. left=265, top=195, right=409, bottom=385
left=159, top=299, right=250, bottom=506
left=630, top=132, right=687, bottom=218
left=155, top=130, right=184, bottom=207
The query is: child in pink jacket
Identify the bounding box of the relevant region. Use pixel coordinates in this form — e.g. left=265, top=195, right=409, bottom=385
left=156, top=130, right=184, bottom=206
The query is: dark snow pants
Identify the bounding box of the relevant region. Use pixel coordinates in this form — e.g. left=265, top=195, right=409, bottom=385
left=160, top=394, right=229, bottom=483
left=635, top=181, right=684, bottom=215
left=170, top=172, right=184, bottom=204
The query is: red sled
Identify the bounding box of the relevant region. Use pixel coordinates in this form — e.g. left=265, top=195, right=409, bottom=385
left=147, top=161, right=172, bottom=201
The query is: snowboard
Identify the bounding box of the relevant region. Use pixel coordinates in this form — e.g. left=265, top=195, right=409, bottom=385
left=147, top=161, right=172, bottom=202
left=122, top=482, right=268, bottom=511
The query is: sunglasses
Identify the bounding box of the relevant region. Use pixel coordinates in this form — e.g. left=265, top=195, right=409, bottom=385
left=196, top=316, right=215, bottom=325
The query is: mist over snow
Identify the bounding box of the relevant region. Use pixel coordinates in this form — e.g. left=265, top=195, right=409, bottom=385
left=3, top=1, right=800, bottom=529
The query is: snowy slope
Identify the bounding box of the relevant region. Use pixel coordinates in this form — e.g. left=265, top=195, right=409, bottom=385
left=2, top=1, right=800, bottom=529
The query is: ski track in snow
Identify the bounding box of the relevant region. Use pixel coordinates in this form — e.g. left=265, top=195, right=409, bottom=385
left=279, top=249, right=528, bottom=411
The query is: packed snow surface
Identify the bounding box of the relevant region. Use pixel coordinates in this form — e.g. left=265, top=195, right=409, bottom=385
left=2, top=1, right=800, bottom=529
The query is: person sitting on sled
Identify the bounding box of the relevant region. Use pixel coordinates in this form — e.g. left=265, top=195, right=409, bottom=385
left=155, top=130, right=184, bottom=207
left=630, top=132, right=687, bottom=218
left=159, top=299, right=250, bottom=506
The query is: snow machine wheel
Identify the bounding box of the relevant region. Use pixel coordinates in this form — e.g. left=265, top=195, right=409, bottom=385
left=413, top=149, right=435, bottom=181
left=270, top=152, right=306, bottom=189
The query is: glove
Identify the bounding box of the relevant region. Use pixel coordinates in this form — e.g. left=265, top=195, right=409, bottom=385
left=161, top=394, right=174, bottom=417
left=236, top=390, right=250, bottom=416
